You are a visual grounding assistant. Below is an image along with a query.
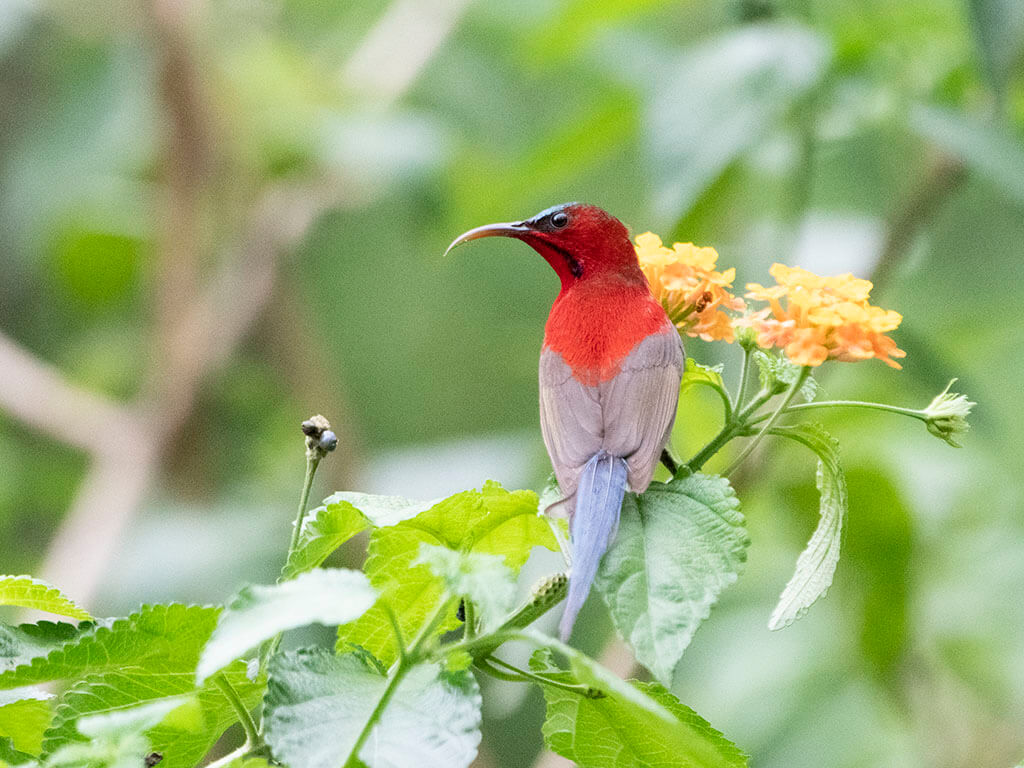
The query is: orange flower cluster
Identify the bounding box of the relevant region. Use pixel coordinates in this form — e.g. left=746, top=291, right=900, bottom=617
left=743, top=264, right=905, bottom=368
left=635, top=232, right=745, bottom=342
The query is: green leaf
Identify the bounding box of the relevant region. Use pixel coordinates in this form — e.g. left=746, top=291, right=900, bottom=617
left=649, top=22, right=829, bottom=221
left=0, top=623, right=80, bottom=674
left=415, top=545, right=516, bottom=632
left=0, top=604, right=218, bottom=690
left=264, top=648, right=481, bottom=768
left=0, top=690, right=52, bottom=755
left=594, top=473, right=748, bottom=684
left=196, top=569, right=377, bottom=683
left=911, top=105, right=1024, bottom=205
left=46, top=697, right=196, bottom=768
left=282, top=493, right=435, bottom=580
left=337, top=482, right=555, bottom=665
left=753, top=350, right=818, bottom=400
left=679, top=358, right=732, bottom=417
left=42, top=662, right=262, bottom=768
left=766, top=424, right=847, bottom=630
left=0, top=578, right=90, bottom=622
left=528, top=644, right=747, bottom=768
left=680, top=358, right=725, bottom=395
left=0, top=736, right=37, bottom=765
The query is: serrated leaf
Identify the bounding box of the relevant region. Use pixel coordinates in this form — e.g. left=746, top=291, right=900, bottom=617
left=197, top=569, right=376, bottom=683
left=337, top=482, right=555, bottom=665
left=753, top=349, right=818, bottom=400
left=527, top=643, right=747, bottom=768
left=767, top=424, right=847, bottom=630
left=415, top=545, right=516, bottom=632
left=46, top=697, right=195, bottom=768
left=0, top=736, right=37, bottom=765
left=43, top=662, right=261, bottom=768
left=649, top=22, right=829, bottom=221
left=594, top=473, right=748, bottom=684
left=264, top=648, right=481, bottom=768
left=0, top=578, right=90, bottom=622
left=0, top=623, right=80, bottom=674
left=282, top=493, right=435, bottom=580
left=0, top=690, right=52, bottom=755
left=0, top=605, right=218, bottom=690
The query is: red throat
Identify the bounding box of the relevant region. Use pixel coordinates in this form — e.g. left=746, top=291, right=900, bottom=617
left=543, top=278, right=670, bottom=385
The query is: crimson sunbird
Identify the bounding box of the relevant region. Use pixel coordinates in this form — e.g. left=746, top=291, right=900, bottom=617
left=447, top=203, right=683, bottom=641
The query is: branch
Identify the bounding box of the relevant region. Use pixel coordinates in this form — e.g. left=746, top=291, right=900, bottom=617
left=0, top=332, right=135, bottom=456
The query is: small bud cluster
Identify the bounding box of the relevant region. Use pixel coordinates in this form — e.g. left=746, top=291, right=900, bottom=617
left=301, top=414, right=338, bottom=459
left=922, top=380, right=975, bottom=447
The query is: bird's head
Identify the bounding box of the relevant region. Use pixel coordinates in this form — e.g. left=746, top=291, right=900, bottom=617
left=445, top=202, right=642, bottom=288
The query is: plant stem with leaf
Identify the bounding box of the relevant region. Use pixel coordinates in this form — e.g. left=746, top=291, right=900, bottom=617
left=259, top=448, right=323, bottom=675
left=685, top=384, right=774, bottom=473
left=734, top=345, right=754, bottom=412
left=287, top=453, right=322, bottom=558
left=724, top=367, right=810, bottom=475
left=214, top=673, right=260, bottom=748
left=346, top=597, right=455, bottom=764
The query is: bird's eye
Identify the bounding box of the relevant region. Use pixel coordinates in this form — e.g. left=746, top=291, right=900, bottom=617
left=550, top=211, right=569, bottom=229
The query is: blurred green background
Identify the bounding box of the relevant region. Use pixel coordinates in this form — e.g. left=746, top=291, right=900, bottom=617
left=0, top=0, right=1022, bottom=765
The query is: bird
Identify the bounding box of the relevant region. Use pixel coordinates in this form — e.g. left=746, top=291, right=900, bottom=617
left=446, top=202, right=684, bottom=641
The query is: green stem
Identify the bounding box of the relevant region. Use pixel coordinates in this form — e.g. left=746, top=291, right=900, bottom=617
left=203, top=745, right=249, bottom=768
left=434, top=630, right=521, bottom=663
left=474, top=657, right=524, bottom=682
left=345, top=659, right=410, bottom=764
left=734, top=346, right=753, bottom=412
left=746, top=399, right=927, bottom=425
left=684, top=388, right=773, bottom=473
left=463, top=600, right=476, bottom=640
left=253, top=449, right=326, bottom=742
left=724, top=367, right=810, bottom=476
left=485, top=656, right=597, bottom=696
left=287, top=453, right=322, bottom=558
left=214, top=673, right=260, bottom=748
left=345, top=598, right=453, bottom=765
left=259, top=452, right=323, bottom=676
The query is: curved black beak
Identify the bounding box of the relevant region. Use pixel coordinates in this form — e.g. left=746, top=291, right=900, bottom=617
left=443, top=221, right=532, bottom=257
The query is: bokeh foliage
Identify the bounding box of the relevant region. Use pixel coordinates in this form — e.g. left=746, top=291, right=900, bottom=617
left=0, top=0, right=1022, bottom=766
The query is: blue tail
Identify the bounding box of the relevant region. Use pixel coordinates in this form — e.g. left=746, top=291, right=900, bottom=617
left=559, top=450, right=628, bottom=641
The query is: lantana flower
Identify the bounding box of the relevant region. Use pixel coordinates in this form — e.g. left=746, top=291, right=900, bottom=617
left=741, top=263, right=906, bottom=368
left=635, top=232, right=745, bottom=342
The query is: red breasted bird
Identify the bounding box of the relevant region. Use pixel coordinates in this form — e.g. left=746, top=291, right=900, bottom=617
left=447, top=203, right=683, bottom=640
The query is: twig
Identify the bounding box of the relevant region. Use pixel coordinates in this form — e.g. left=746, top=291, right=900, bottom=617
left=0, top=332, right=134, bottom=456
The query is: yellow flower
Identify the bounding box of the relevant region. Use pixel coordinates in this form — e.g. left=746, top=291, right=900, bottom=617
left=740, top=263, right=905, bottom=368
left=635, top=233, right=745, bottom=342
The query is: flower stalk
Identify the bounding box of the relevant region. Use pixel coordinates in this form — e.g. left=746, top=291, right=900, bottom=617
left=724, top=367, right=811, bottom=476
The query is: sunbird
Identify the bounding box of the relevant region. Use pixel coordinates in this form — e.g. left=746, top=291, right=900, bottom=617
left=447, top=203, right=684, bottom=640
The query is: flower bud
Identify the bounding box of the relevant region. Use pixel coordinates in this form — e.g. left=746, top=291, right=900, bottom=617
left=318, top=430, right=338, bottom=452
left=922, top=380, right=974, bottom=447
left=734, top=324, right=758, bottom=351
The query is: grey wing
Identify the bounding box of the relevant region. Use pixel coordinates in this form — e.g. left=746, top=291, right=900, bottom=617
left=600, top=329, right=684, bottom=493
left=539, top=348, right=604, bottom=503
